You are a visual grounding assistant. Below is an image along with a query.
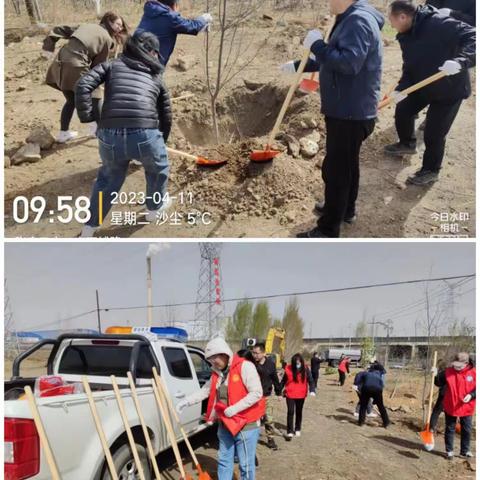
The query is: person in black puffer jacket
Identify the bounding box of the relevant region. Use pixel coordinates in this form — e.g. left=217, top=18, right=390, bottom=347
left=384, top=1, right=475, bottom=186
left=426, top=0, right=475, bottom=27
left=75, top=30, right=172, bottom=237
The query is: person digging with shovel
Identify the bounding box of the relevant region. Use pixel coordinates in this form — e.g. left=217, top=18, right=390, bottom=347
left=176, top=338, right=264, bottom=480
left=384, top=0, right=476, bottom=186
left=434, top=352, right=476, bottom=460
left=281, top=0, right=384, bottom=238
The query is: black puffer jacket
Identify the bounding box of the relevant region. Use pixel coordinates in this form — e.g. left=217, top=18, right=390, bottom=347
left=426, top=0, right=476, bottom=26
left=75, top=55, right=172, bottom=141
left=396, top=5, right=476, bottom=102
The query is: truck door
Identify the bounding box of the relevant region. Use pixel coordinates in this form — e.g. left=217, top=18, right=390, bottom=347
left=160, top=346, right=202, bottom=432
left=188, top=349, right=212, bottom=416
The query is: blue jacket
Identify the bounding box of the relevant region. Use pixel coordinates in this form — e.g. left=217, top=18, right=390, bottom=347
left=396, top=6, right=475, bottom=102
left=304, top=0, right=384, bottom=121
left=359, top=369, right=385, bottom=391
left=136, top=1, right=207, bottom=66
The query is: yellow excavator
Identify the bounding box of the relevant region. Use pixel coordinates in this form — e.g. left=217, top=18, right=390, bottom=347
left=243, top=327, right=286, bottom=369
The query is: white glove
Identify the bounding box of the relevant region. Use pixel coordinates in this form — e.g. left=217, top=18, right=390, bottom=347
left=224, top=406, right=236, bottom=418
left=438, top=8, right=452, bottom=16
left=309, top=392, right=316, bottom=397
left=303, top=29, right=323, bottom=50
left=352, top=385, right=359, bottom=392
left=463, top=394, right=472, bottom=403
left=176, top=400, right=189, bottom=415
left=280, top=61, right=296, bottom=74
left=439, top=60, right=462, bottom=76
left=431, top=367, right=438, bottom=376
left=41, top=50, right=54, bottom=60
left=199, top=13, right=213, bottom=24
left=390, top=90, right=407, bottom=104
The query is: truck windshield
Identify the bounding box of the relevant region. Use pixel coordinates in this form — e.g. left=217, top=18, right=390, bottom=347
left=58, top=344, right=156, bottom=378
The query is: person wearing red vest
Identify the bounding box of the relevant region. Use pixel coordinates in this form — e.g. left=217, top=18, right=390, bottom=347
left=279, top=353, right=316, bottom=439
left=176, top=337, right=264, bottom=479
left=338, top=355, right=351, bottom=386
left=434, top=352, right=476, bottom=460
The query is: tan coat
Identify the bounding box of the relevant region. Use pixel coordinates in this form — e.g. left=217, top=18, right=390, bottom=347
left=45, top=23, right=114, bottom=95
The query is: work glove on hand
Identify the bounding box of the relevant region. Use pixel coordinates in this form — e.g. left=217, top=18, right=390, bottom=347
left=390, top=90, right=407, bottom=104
left=41, top=49, right=54, bottom=60
left=176, top=400, right=189, bottom=415
left=199, top=13, right=213, bottom=24
left=224, top=406, right=236, bottom=418
left=439, top=60, right=462, bottom=76
left=438, top=8, right=452, bottom=16
left=431, top=367, right=438, bottom=376
left=463, top=394, right=472, bottom=403
left=352, top=385, right=359, bottom=392
left=303, top=29, right=323, bottom=50
left=279, top=61, right=296, bottom=74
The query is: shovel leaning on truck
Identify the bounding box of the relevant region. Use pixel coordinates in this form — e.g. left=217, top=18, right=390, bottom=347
left=24, top=386, right=62, bottom=480
left=152, top=367, right=213, bottom=480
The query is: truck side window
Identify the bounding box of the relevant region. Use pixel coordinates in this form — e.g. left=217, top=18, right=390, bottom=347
left=189, top=350, right=211, bottom=387
left=162, top=347, right=192, bottom=379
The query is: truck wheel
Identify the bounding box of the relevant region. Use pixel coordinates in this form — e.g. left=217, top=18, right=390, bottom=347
left=102, top=443, right=152, bottom=480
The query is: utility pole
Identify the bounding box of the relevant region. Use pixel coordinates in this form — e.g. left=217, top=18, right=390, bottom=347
left=146, top=256, right=153, bottom=327
left=95, top=290, right=102, bottom=333
left=368, top=319, right=393, bottom=367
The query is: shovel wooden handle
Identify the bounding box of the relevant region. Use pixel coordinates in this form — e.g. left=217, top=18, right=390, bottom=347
left=152, top=368, right=201, bottom=468
left=151, top=378, right=188, bottom=479
left=171, top=93, right=195, bottom=102
left=24, top=386, right=61, bottom=480
left=268, top=47, right=311, bottom=147
left=166, top=147, right=198, bottom=162
left=127, top=372, right=163, bottom=480
left=82, top=377, right=119, bottom=480
left=111, top=376, right=147, bottom=480
left=425, top=351, right=438, bottom=427
left=379, top=71, right=447, bottom=109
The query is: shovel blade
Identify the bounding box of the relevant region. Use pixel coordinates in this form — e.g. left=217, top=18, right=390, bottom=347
left=196, top=465, right=213, bottom=480
left=420, top=428, right=435, bottom=451
left=196, top=156, right=227, bottom=167
left=249, top=149, right=280, bottom=162
left=298, top=78, right=320, bottom=94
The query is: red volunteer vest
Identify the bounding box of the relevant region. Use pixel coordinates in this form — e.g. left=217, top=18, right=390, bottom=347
left=206, top=355, right=265, bottom=425
left=443, top=366, right=476, bottom=417
left=284, top=365, right=308, bottom=399
left=338, top=358, right=349, bottom=373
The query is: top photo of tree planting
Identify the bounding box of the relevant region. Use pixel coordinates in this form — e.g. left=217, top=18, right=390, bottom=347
left=4, top=0, right=476, bottom=238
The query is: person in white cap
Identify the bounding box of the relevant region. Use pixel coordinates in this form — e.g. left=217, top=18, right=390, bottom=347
left=176, top=337, right=264, bottom=480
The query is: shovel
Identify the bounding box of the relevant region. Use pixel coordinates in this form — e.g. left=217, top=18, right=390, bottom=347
left=111, top=376, right=147, bottom=480
left=419, top=350, right=437, bottom=451
left=378, top=71, right=447, bottom=110
left=167, top=147, right=227, bottom=167
left=153, top=368, right=212, bottom=480
left=82, top=377, right=119, bottom=480
left=250, top=47, right=312, bottom=162
left=150, top=378, right=194, bottom=480
left=24, top=386, right=62, bottom=480
left=127, top=372, right=163, bottom=480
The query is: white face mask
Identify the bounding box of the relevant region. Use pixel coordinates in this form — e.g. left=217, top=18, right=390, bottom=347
left=454, top=363, right=467, bottom=371
left=296, top=362, right=302, bottom=369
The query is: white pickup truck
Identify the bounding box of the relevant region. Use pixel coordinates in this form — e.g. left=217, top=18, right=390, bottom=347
left=5, top=329, right=213, bottom=480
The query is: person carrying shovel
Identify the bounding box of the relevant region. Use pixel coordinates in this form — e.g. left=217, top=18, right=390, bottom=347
left=384, top=0, right=476, bottom=186
left=281, top=0, right=384, bottom=238
left=176, top=338, right=264, bottom=480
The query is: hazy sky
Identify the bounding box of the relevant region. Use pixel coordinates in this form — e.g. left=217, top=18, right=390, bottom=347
left=4, top=242, right=475, bottom=338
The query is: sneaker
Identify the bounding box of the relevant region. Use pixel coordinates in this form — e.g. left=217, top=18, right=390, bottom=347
left=131, top=159, right=142, bottom=166
left=406, top=169, right=439, bottom=186
left=286, top=433, right=294, bottom=439
left=353, top=412, right=359, bottom=418
left=79, top=225, right=98, bottom=238
left=367, top=412, right=378, bottom=418
left=313, top=202, right=357, bottom=224
left=446, top=451, right=454, bottom=461
left=383, top=142, right=417, bottom=156
left=460, top=452, right=474, bottom=458
left=296, top=227, right=329, bottom=238
left=145, top=197, right=173, bottom=222
left=267, top=438, right=279, bottom=450
left=57, top=130, right=78, bottom=143
left=295, top=431, right=301, bottom=437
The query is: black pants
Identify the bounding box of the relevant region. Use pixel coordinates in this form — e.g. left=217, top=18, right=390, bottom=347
left=445, top=414, right=472, bottom=454
left=318, top=117, right=375, bottom=237
left=312, top=371, right=319, bottom=389
left=61, top=90, right=102, bottom=131
left=395, top=94, right=462, bottom=172
left=286, top=398, right=305, bottom=434
left=429, top=392, right=444, bottom=432
left=338, top=370, right=346, bottom=386
left=359, top=388, right=389, bottom=427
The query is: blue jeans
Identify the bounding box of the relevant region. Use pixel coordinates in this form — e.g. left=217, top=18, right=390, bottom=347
left=87, top=128, right=169, bottom=227
left=445, top=414, right=472, bottom=454
left=217, top=424, right=260, bottom=480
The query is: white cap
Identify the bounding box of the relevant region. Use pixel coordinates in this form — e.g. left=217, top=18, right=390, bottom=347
left=204, top=337, right=233, bottom=360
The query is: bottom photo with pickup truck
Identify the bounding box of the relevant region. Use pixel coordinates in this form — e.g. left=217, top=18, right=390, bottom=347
left=4, top=241, right=476, bottom=480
